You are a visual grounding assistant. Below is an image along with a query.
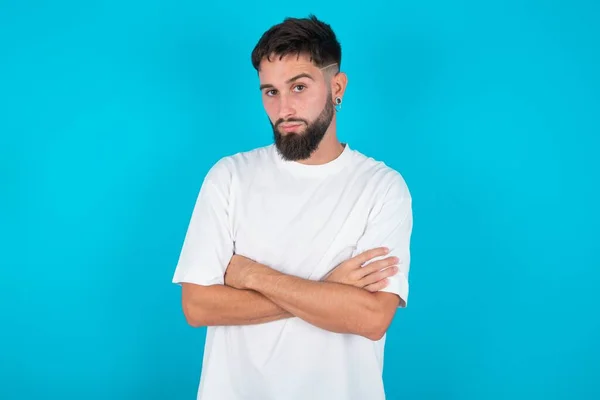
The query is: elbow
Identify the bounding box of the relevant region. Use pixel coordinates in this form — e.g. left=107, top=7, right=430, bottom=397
left=362, top=310, right=390, bottom=341
left=364, top=327, right=386, bottom=341
left=181, top=289, right=211, bottom=328
left=182, top=298, right=205, bottom=327
left=360, top=292, right=401, bottom=340
left=180, top=283, right=217, bottom=327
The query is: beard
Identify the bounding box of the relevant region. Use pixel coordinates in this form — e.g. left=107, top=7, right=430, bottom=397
left=271, top=96, right=335, bottom=161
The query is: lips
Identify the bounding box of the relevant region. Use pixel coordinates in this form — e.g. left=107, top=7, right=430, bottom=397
left=279, top=123, right=303, bottom=132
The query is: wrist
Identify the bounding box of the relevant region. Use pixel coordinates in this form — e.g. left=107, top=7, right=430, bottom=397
left=245, top=263, right=276, bottom=291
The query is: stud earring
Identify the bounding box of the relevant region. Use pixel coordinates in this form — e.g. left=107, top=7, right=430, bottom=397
left=334, top=96, right=342, bottom=112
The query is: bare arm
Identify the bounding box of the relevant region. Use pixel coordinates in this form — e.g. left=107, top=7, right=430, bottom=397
left=181, top=283, right=293, bottom=327
left=245, top=265, right=399, bottom=341
left=225, top=248, right=401, bottom=340
left=181, top=247, right=398, bottom=330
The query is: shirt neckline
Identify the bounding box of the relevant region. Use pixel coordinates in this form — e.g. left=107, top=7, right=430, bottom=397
left=273, top=142, right=352, bottom=178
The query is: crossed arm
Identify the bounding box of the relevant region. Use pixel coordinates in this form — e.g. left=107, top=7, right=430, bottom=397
left=181, top=249, right=402, bottom=341
left=176, top=162, right=411, bottom=341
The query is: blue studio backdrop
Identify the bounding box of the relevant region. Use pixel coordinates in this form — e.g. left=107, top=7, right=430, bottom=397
left=1, top=1, right=598, bottom=399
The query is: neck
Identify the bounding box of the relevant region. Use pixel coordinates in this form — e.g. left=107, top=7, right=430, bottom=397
left=296, top=124, right=345, bottom=166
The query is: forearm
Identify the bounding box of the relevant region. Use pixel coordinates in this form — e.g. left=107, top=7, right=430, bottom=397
left=246, top=268, right=383, bottom=339
left=182, top=283, right=293, bottom=327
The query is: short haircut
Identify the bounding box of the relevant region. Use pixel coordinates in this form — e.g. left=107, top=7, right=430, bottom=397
left=251, top=14, right=342, bottom=72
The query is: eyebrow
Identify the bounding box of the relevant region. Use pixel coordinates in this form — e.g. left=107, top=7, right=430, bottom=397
left=259, top=73, right=315, bottom=91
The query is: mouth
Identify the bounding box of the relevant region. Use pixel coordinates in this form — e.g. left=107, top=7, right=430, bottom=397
left=279, top=123, right=304, bottom=132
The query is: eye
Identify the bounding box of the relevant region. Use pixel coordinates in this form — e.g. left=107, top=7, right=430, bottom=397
left=265, top=89, right=278, bottom=97
left=293, top=84, right=306, bottom=92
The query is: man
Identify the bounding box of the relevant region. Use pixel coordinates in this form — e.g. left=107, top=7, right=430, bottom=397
left=173, top=14, right=413, bottom=400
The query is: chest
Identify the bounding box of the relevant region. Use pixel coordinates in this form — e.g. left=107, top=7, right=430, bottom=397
left=230, top=171, right=376, bottom=280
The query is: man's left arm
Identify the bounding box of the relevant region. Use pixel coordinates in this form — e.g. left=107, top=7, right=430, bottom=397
left=242, top=265, right=400, bottom=341
left=232, top=171, right=413, bottom=340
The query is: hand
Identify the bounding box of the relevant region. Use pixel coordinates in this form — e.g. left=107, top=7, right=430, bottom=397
left=323, top=247, right=400, bottom=292
left=225, top=254, right=264, bottom=290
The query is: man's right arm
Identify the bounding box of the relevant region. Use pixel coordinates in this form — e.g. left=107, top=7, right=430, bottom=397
left=180, top=248, right=397, bottom=328
left=173, top=158, right=292, bottom=327
left=172, top=158, right=392, bottom=328
left=181, top=283, right=293, bottom=327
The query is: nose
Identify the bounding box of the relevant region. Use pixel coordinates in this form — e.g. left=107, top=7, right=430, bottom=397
left=277, top=93, right=296, bottom=120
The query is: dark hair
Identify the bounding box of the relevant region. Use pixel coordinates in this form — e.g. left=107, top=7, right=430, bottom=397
left=251, top=14, right=342, bottom=71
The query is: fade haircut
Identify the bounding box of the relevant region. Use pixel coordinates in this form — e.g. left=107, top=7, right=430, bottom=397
left=251, top=14, right=342, bottom=73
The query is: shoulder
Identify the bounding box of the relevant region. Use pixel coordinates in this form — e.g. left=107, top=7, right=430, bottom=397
left=205, top=144, right=275, bottom=181
left=349, top=147, right=411, bottom=200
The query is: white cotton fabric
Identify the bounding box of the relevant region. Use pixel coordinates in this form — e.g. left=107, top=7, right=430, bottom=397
left=173, top=143, right=413, bottom=400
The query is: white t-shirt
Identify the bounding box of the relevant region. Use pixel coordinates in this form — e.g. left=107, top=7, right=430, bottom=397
left=173, top=142, right=413, bottom=400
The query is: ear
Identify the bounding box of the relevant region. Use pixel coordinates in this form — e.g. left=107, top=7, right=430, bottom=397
left=331, top=72, right=348, bottom=102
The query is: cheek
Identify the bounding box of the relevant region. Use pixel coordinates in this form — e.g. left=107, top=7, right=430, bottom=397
left=303, top=92, right=326, bottom=117
left=263, top=99, right=279, bottom=120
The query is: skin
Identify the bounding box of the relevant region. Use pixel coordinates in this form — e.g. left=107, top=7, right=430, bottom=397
left=182, top=248, right=400, bottom=339
left=180, top=53, right=402, bottom=341
left=223, top=251, right=401, bottom=340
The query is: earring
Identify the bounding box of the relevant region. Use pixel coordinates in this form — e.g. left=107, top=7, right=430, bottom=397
left=334, top=96, right=342, bottom=112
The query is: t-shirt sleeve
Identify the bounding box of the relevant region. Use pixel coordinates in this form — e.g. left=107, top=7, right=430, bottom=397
left=352, top=171, right=413, bottom=307
left=172, top=158, right=234, bottom=286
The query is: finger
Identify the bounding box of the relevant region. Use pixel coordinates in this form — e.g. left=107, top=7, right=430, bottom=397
left=353, top=247, right=389, bottom=266
left=364, top=278, right=389, bottom=292
left=360, top=266, right=398, bottom=286
left=358, top=256, right=399, bottom=278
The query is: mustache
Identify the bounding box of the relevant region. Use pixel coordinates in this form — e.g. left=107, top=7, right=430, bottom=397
left=275, top=118, right=307, bottom=128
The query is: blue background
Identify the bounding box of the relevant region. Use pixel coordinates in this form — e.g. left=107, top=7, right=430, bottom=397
left=1, top=1, right=598, bottom=399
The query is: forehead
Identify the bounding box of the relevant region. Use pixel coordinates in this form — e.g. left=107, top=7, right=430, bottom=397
left=258, top=53, right=323, bottom=84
